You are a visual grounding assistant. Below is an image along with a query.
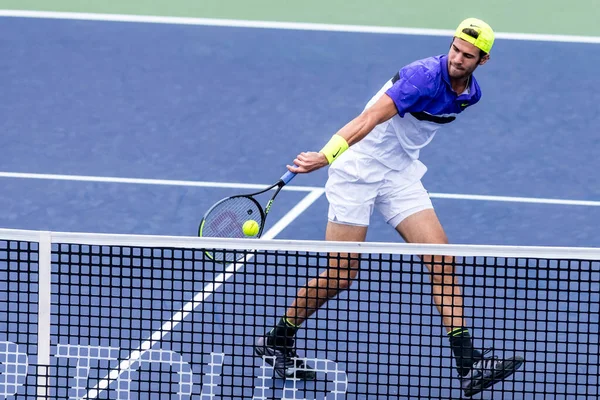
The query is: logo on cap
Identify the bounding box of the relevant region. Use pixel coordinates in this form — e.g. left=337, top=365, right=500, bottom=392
left=455, top=18, right=495, bottom=54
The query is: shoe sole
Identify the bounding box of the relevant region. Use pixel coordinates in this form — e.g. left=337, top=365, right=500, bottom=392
left=464, top=357, right=525, bottom=397
left=254, top=344, right=316, bottom=380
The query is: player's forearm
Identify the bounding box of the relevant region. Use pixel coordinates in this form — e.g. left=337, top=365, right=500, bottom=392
left=335, top=112, right=378, bottom=146
left=318, top=111, right=380, bottom=165
left=318, top=96, right=396, bottom=166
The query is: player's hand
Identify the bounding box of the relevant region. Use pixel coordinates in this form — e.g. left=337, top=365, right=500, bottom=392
left=286, top=151, right=329, bottom=174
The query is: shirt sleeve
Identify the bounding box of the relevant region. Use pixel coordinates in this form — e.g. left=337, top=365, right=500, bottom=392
left=385, top=64, right=436, bottom=117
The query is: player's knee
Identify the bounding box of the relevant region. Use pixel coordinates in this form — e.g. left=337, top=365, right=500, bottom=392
left=331, top=266, right=359, bottom=291
left=430, top=271, right=456, bottom=286
left=348, top=258, right=360, bottom=272
left=337, top=274, right=357, bottom=291
left=326, top=253, right=360, bottom=291
left=428, top=256, right=455, bottom=285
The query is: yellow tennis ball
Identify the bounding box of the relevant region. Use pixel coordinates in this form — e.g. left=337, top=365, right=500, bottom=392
left=242, top=220, right=260, bottom=237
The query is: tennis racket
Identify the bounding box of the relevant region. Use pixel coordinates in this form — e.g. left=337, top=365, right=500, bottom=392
left=198, top=170, right=296, bottom=262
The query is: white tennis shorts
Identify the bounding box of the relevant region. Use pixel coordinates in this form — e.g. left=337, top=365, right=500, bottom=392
left=325, top=150, right=433, bottom=227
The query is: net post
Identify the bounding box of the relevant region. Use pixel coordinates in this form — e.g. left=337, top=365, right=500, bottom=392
left=36, top=231, right=52, bottom=400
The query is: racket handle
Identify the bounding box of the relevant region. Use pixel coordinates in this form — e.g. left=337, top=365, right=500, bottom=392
left=280, top=170, right=297, bottom=185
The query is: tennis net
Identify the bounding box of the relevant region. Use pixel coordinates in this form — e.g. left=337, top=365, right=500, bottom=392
left=0, top=228, right=598, bottom=399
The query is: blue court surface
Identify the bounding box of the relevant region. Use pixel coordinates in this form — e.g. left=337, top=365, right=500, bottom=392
left=0, top=16, right=599, bottom=400
left=2, top=16, right=600, bottom=246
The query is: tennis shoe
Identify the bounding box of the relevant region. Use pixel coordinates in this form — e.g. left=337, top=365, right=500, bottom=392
left=254, top=336, right=316, bottom=380
left=461, top=348, right=524, bottom=397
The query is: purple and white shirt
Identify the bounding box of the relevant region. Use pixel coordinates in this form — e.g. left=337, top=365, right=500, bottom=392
left=352, top=54, right=482, bottom=171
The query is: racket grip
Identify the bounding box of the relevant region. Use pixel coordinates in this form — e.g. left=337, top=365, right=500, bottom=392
left=280, top=170, right=297, bottom=185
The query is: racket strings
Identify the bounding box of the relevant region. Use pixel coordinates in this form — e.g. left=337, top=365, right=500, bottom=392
left=201, top=197, right=264, bottom=239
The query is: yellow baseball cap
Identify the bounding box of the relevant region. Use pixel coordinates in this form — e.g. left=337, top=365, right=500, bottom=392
left=455, top=18, right=495, bottom=54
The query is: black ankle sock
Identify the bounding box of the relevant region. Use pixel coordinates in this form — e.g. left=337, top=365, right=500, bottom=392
left=448, top=328, right=483, bottom=376
left=266, top=317, right=299, bottom=347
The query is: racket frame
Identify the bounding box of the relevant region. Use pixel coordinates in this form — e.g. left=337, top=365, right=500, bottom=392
left=198, top=170, right=296, bottom=239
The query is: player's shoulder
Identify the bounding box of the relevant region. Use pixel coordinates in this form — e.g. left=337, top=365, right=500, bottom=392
left=398, top=55, right=444, bottom=92
left=402, top=55, right=445, bottom=75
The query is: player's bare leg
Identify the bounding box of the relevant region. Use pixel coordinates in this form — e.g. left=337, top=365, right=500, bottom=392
left=255, top=222, right=367, bottom=380
left=396, top=208, right=523, bottom=396
left=286, top=221, right=367, bottom=325
left=395, top=209, right=464, bottom=331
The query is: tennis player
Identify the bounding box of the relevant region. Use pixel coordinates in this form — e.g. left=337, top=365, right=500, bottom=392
left=255, top=18, right=524, bottom=397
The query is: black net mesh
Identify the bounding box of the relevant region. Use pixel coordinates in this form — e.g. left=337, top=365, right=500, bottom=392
left=1, top=238, right=599, bottom=399
left=0, top=240, right=40, bottom=398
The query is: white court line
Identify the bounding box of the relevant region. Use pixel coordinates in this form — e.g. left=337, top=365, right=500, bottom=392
left=428, top=193, right=600, bottom=207
left=80, top=188, right=324, bottom=399
left=0, top=9, right=599, bottom=44
left=2, top=171, right=600, bottom=207
left=0, top=171, right=317, bottom=192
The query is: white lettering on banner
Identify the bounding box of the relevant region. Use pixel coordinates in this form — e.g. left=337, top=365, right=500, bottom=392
left=0, top=341, right=28, bottom=398
left=54, top=345, right=120, bottom=400
left=251, top=355, right=275, bottom=400
left=280, top=358, right=348, bottom=400
left=0, top=342, right=347, bottom=399
left=118, top=349, right=195, bottom=399
left=199, top=352, right=225, bottom=400
left=53, top=345, right=198, bottom=400
left=252, top=356, right=348, bottom=400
